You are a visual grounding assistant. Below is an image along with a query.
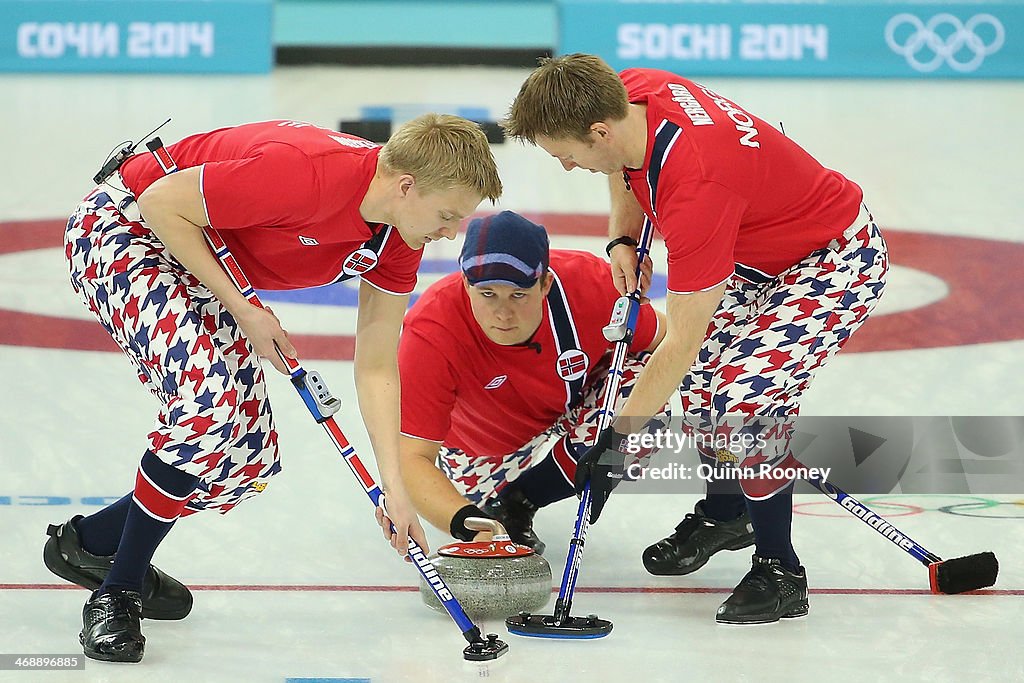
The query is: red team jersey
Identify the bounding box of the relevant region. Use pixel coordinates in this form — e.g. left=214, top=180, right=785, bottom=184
left=119, top=120, right=422, bottom=293
left=620, top=69, right=863, bottom=293
left=399, top=250, right=659, bottom=457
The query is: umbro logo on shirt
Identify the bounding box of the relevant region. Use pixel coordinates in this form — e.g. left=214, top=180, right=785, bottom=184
left=298, top=236, right=319, bottom=246
left=484, top=375, right=508, bottom=390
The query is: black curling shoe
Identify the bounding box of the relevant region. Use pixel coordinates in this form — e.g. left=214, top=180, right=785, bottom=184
left=80, top=590, right=146, bottom=663
left=642, top=500, right=754, bottom=576
left=44, top=516, right=193, bottom=620
left=716, top=555, right=809, bottom=625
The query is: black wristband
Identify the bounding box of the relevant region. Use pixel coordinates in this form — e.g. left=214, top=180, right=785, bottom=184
left=605, top=236, right=639, bottom=256
left=450, top=503, right=491, bottom=541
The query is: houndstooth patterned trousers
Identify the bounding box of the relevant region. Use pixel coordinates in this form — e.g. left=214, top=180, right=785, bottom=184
left=439, top=353, right=667, bottom=505
left=65, top=189, right=281, bottom=515
left=679, top=217, right=889, bottom=499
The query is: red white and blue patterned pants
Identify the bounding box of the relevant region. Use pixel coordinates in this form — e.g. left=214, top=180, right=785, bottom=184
left=65, top=189, right=280, bottom=515
left=680, top=214, right=889, bottom=499
left=439, top=354, right=667, bottom=505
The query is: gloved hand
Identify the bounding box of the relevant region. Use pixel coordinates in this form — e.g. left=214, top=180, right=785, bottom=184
left=574, top=427, right=630, bottom=524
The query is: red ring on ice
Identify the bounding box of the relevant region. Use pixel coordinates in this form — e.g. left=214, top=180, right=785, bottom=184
left=3, top=215, right=1024, bottom=358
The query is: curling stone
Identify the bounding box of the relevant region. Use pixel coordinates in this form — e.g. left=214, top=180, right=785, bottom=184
left=420, top=518, right=551, bottom=621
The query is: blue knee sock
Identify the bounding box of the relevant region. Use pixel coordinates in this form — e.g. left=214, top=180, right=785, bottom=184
left=75, top=494, right=133, bottom=556
left=510, top=438, right=577, bottom=507
left=697, top=448, right=746, bottom=522
left=746, top=482, right=800, bottom=572
left=99, top=451, right=199, bottom=595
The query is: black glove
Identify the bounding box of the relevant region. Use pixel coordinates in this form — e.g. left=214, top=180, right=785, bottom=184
left=574, top=427, right=630, bottom=524
left=449, top=503, right=492, bottom=542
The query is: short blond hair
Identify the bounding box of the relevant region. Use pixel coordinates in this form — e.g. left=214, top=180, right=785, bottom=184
left=379, top=113, right=502, bottom=203
left=502, top=54, right=629, bottom=144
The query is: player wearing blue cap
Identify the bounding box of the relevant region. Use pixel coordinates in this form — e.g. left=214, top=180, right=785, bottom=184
left=397, top=211, right=669, bottom=553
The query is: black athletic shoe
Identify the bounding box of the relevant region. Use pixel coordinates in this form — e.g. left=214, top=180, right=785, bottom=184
left=481, top=484, right=546, bottom=555
left=44, top=516, right=193, bottom=620
left=716, top=555, right=809, bottom=624
left=80, top=590, right=146, bottom=663
left=642, top=500, right=754, bottom=576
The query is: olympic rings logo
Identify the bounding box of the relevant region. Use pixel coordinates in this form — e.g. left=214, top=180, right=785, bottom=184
left=795, top=495, right=1024, bottom=519
left=885, top=13, right=1005, bottom=73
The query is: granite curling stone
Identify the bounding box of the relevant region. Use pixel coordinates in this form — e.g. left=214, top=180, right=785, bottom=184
left=420, top=518, right=551, bottom=620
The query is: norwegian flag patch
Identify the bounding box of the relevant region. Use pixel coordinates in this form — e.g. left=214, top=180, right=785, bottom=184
left=555, top=350, right=589, bottom=381
left=342, top=248, right=379, bottom=276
